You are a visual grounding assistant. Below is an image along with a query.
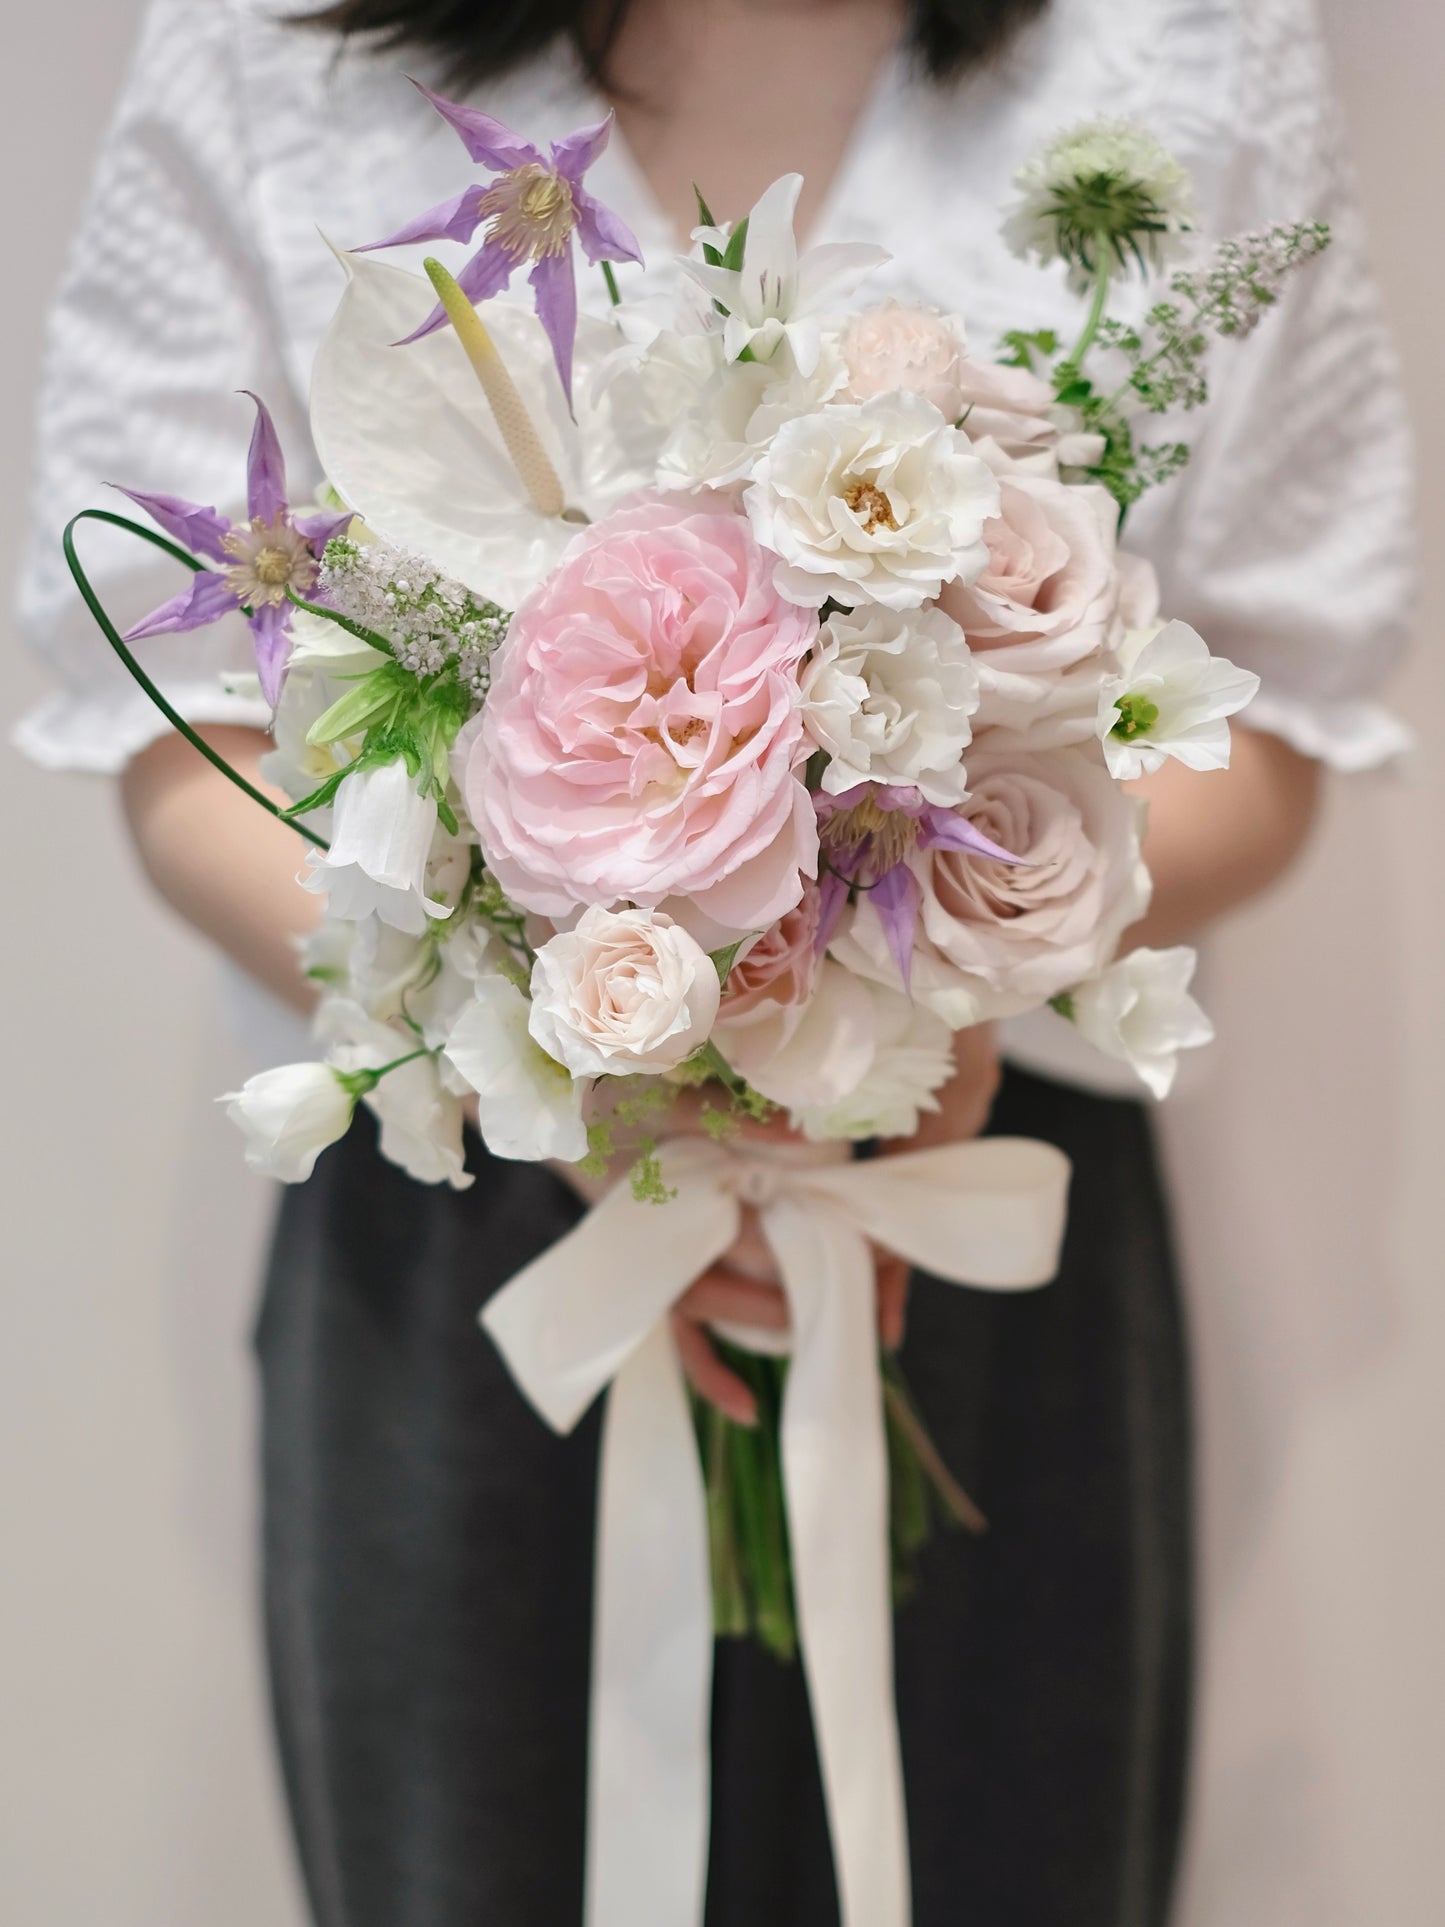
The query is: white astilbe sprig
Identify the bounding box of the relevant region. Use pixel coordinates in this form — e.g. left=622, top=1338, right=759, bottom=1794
left=320, top=537, right=509, bottom=695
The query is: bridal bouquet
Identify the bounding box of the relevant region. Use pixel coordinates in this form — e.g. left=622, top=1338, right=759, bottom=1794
left=68, top=93, right=1328, bottom=1926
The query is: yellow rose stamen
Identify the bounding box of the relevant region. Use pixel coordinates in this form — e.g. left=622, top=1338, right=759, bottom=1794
left=842, top=480, right=899, bottom=533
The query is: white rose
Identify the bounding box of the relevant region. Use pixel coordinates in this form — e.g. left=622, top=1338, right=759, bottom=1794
left=222, top=1063, right=356, bottom=1183
left=527, top=906, right=721, bottom=1078
left=301, top=756, right=454, bottom=935
left=802, top=604, right=979, bottom=805
left=444, top=976, right=589, bottom=1164
left=1067, top=946, right=1214, bottom=1099
left=839, top=301, right=969, bottom=418
left=744, top=392, right=1000, bottom=611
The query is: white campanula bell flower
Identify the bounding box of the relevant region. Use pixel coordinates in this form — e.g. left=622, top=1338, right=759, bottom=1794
left=222, top=1063, right=357, bottom=1182
left=1062, top=946, right=1214, bottom=1099
left=302, top=756, right=454, bottom=935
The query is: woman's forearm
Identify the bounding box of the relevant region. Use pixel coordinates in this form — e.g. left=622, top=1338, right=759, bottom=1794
left=1126, top=724, right=1322, bottom=950
left=119, top=725, right=322, bottom=1015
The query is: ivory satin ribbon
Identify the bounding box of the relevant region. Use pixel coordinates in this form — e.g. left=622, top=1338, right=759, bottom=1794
left=481, top=1132, right=1072, bottom=1927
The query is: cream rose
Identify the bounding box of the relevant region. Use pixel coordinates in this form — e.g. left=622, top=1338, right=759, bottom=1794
left=744, top=392, right=1000, bottom=611
left=940, top=475, right=1121, bottom=744
left=528, top=906, right=721, bottom=1078
left=801, top=603, right=979, bottom=804
left=829, top=745, right=1150, bottom=1026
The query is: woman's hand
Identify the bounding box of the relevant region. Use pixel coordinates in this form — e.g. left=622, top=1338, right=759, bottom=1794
left=553, top=1025, right=1002, bottom=1427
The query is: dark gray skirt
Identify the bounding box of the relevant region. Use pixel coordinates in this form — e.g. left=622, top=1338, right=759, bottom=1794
left=255, top=1065, right=1192, bottom=1927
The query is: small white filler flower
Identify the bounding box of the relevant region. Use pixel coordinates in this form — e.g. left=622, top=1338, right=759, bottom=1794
left=1061, top=946, right=1214, bottom=1100
left=1098, top=620, right=1260, bottom=778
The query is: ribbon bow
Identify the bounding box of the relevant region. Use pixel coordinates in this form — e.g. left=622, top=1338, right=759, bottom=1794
left=483, top=1131, right=1071, bottom=1927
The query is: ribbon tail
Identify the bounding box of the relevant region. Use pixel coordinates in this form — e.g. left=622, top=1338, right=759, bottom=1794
left=587, top=1321, right=713, bottom=1927
left=767, top=1196, right=913, bottom=1927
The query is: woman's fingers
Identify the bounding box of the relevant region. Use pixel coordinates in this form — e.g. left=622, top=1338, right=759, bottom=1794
left=677, top=1269, right=789, bottom=1332
left=876, top=1251, right=911, bottom=1350
left=670, top=1305, right=758, bottom=1426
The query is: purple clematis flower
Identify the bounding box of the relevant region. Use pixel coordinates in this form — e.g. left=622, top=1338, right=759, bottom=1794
left=814, top=784, right=1024, bottom=989
left=358, top=82, right=645, bottom=407
left=119, top=394, right=353, bottom=706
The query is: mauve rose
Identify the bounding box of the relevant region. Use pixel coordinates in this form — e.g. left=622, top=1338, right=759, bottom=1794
left=465, top=492, right=819, bottom=932
left=940, top=475, right=1121, bottom=743
left=719, top=885, right=822, bottom=1022
left=840, top=301, right=969, bottom=418
left=828, top=745, right=1149, bottom=1027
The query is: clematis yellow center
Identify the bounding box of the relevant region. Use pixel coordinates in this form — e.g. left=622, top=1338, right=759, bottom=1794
left=823, top=792, right=918, bottom=873
left=479, top=163, right=578, bottom=263
left=842, top=480, right=898, bottom=533
left=221, top=516, right=317, bottom=608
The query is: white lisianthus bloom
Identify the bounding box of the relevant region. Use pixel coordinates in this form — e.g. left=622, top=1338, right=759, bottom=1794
left=222, top=1063, right=357, bottom=1183
left=745, top=393, right=1000, bottom=611
left=444, top=976, right=590, bottom=1163
left=680, top=173, right=888, bottom=374
left=792, top=978, right=955, bottom=1142
left=302, top=757, right=454, bottom=935
left=1098, top=620, right=1260, bottom=778
left=1064, top=946, right=1214, bottom=1100
left=802, top=604, right=980, bottom=805
left=529, top=907, right=721, bottom=1078
left=1003, top=119, right=1194, bottom=293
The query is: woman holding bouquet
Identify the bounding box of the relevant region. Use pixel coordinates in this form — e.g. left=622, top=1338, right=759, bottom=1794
left=17, top=0, right=1411, bottom=1922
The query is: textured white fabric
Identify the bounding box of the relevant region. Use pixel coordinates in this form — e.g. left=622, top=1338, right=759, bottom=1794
left=11, top=0, right=1415, bottom=1089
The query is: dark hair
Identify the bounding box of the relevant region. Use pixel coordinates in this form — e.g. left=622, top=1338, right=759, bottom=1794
left=302, top=0, right=1048, bottom=90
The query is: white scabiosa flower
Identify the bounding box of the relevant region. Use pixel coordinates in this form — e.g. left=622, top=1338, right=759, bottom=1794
left=744, top=392, right=1000, bottom=611
left=1003, top=119, right=1194, bottom=291
left=301, top=756, right=454, bottom=935
left=528, top=907, right=721, bottom=1078
left=801, top=605, right=980, bottom=805
left=444, top=976, right=590, bottom=1164
left=1062, top=946, right=1214, bottom=1099
left=222, top=1063, right=357, bottom=1182
left=1098, top=620, right=1259, bottom=777
left=680, top=173, right=888, bottom=374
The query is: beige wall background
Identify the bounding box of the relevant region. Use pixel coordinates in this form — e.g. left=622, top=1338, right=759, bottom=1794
left=0, top=3, right=1440, bottom=1921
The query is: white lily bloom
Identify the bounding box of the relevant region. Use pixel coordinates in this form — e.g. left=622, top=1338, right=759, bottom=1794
left=1098, top=620, right=1260, bottom=777
left=302, top=757, right=454, bottom=935
left=444, top=976, right=590, bottom=1164
left=679, top=174, right=888, bottom=374
left=801, top=604, right=980, bottom=804
left=222, top=1062, right=356, bottom=1183
left=1067, top=946, right=1214, bottom=1099
left=311, top=250, right=660, bottom=609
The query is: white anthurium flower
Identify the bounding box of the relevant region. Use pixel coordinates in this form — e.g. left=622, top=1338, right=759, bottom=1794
left=443, top=976, right=590, bottom=1163
left=1098, top=620, right=1260, bottom=778
left=310, top=249, right=660, bottom=609
left=679, top=173, right=889, bottom=374
left=1064, top=945, right=1214, bottom=1100
left=301, top=756, right=455, bottom=935
left=222, top=1062, right=358, bottom=1183
left=745, top=391, right=1001, bottom=611
left=528, top=906, right=721, bottom=1078
left=801, top=604, right=980, bottom=805
left=321, top=998, right=473, bottom=1188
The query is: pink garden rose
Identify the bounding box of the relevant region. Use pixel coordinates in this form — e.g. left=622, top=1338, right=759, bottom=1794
left=465, top=493, right=819, bottom=930
left=828, top=745, right=1149, bottom=1027
left=712, top=883, right=827, bottom=1086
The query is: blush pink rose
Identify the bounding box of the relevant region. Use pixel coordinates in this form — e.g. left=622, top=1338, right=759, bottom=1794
left=840, top=301, right=969, bottom=419
left=466, top=492, right=820, bottom=930
left=712, top=883, right=825, bottom=1083
left=828, top=745, right=1149, bottom=1027
left=939, top=475, right=1121, bottom=742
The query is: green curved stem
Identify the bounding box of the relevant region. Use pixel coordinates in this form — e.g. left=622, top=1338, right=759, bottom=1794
left=62, top=508, right=329, bottom=851
left=1060, top=244, right=1114, bottom=374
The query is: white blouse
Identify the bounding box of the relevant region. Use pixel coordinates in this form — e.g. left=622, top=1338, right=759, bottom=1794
left=13, top=0, right=1415, bottom=1083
